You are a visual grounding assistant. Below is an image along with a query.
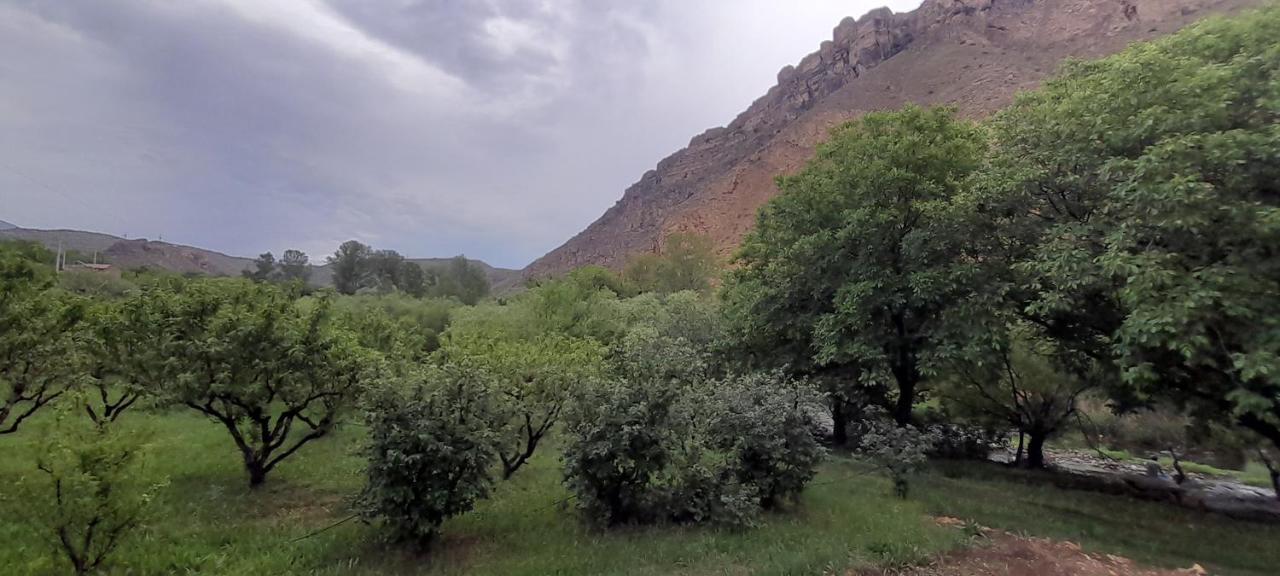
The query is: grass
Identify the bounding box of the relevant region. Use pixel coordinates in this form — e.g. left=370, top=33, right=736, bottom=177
left=2, top=412, right=1277, bottom=575
left=0, top=411, right=960, bottom=575
left=916, top=461, right=1280, bottom=576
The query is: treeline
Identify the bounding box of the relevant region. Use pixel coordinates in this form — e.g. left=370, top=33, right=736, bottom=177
left=723, top=9, right=1280, bottom=476
left=245, top=240, right=491, bottom=303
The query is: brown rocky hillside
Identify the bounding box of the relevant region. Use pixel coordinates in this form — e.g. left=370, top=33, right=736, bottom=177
left=523, top=0, right=1263, bottom=280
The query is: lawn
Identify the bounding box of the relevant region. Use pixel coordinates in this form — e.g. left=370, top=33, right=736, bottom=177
left=1, top=412, right=1277, bottom=575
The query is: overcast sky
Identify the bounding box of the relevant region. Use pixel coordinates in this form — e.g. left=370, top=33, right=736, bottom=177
left=0, top=0, right=921, bottom=268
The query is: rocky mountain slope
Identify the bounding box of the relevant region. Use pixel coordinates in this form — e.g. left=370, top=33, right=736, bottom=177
left=0, top=226, right=519, bottom=288
left=524, top=0, right=1263, bottom=279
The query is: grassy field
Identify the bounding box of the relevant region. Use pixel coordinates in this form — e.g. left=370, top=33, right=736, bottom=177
left=1, top=412, right=1277, bottom=575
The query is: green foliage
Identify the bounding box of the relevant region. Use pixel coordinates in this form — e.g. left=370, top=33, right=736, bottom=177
left=279, top=249, right=311, bottom=283
left=162, top=279, right=374, bottom=487
left=440, top=330, right=606, bottom=479
left=0, top=245, right=86, bottom=435
left=728, top=106, right=992, bottom=425
left=328, top=240, right=372, bottom=295
left=431, top=255, right=491, bottom=305
left=80, top=286, right=183, bottom=424
left=986, top=8, right=1280, bottom=453
left=12, top=409, right=164, bottom=574
left=333, top=294, right=456, bottom=364
left=358, top=365, right=498, bottom=547
left=859, top=420, right=933, bottom=498
left=622, top=232, right=719, bottom=295
left=941, top=325, right=1095, bottom=468
left=563, top=370, right=823, bottom=527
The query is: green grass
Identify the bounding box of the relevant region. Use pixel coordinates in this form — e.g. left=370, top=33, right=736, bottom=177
left=3, top=413, right=1277, bottom=575
left=0, top=412, right=960, bottom=575
left=916, top=461, right=1280, bottom=576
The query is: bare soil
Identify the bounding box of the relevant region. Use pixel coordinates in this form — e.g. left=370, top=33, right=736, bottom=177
left=864, top=518, right=1209, bottom=576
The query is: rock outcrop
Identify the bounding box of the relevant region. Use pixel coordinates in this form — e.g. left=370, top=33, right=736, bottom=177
left=523, top=0, right=1263, bottom=279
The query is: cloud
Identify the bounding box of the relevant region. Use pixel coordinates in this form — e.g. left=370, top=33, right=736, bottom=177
left=0, top=0, right=922, bottom=268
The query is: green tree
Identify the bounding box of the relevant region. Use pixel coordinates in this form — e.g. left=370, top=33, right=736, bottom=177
left=0, top=246, right=85, bottom=435
left=987, top=8, right=1280, bottom=454
left=278, top=249, right=311, bottom=283
left=398, top=261, right=428, bottom=297
left=244, top=252, right=277, bottom=283
left=328, top=240, right=371, bottom=295
left=358, top=365, right=498, bottom=548
left=434, top=256, right=490, bottom=305
left=165, top=280, right=372, bottom=487
left=368, top=249, right=405, bottom=293
left=439, top=330, right=606, bottom=479
left=81, top=284, right=182, bottom=425
left=729, top=106, right=990, bottom=425
left=15, top=408, right=164, bottom=574
left=624, top=233, right=719, bottom=295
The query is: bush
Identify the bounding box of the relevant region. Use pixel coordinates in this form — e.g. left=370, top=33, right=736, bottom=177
left=562, top=372, right=824, bottom=527
left=357, top=365, right=499, bottom=548
left=11, top=412, right=164, bottom=574
left=858, top=420, right=933, bottom=498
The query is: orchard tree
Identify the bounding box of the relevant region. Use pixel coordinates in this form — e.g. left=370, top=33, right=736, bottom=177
left=81, top=286, right=181, bottom=424
left=166, top=280, right=373, bottom=487
left=328, top=240, right=371, bottom=295
left=988, top=8, right=1280, bottom=453
left=440, top=331, right=605, bottom=478
left=729, top=106, right=991, bottom=425
left=0, top=247, right=85, bottom=435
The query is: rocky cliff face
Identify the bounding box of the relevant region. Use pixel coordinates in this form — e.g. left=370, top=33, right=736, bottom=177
left=524, top=0, right=1261, bottom=279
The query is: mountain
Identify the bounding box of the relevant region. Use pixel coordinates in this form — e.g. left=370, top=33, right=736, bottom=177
left=523, top=0, right=1261, bottom=279
left=0, top=226, right=520, bottom=288
left=0, top=220, right=16, bottom=231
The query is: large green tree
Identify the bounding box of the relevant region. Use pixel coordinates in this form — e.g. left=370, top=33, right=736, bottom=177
left=328, top=240, right=371, bottom=295
left=727, top=106, right=991, bottom=425
left=987, top=8, right=1280, bottom=453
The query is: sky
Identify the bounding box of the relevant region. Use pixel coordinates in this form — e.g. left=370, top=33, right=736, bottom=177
left=0, top=0, right=922, bottom=269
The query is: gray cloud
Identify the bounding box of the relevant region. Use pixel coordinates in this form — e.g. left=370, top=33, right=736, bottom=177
left=0, top=0, right=921, bottom=268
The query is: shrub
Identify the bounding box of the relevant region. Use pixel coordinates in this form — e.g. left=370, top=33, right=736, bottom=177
left=859, top=420, right=933, bottom=498
left=12, top=412, right=164, bottom=574
left=357, top=365, right=499, bottom=548
left=923, top=423, right=1007, bottom=461
left=562, top=371, right=824, bottom=527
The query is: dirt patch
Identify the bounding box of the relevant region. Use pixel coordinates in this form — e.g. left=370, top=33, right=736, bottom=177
left=868, top=519, right=1208, bottom=576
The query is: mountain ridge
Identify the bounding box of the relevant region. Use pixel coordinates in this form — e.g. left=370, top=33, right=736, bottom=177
left=522, top=0, right=1263, bottom=280
left=0, top=226, right=520, bottom=289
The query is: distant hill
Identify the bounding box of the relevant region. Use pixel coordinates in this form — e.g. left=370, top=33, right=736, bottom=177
left=0, top=225, right=520, bottom=290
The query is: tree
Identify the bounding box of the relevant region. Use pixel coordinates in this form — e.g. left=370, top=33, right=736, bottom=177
left=278, top=249, right=311, bottom=283
left=987, top=8, right=1280, bottom=455
left=439, top=331, right=606, bottom=479
left=81, top=287, right=180, bottom=425
left=0, top=247, right=85, bottom=435
left=398, top=261, right=428, bottom=298
left=623, top=233, right=719, bottom=295
left=434, top=256, right=490, bottom=305
left=15, top=408, right=164, bottom=574
left=358, top=365, right=498, bottom=548
left=367, top=249, right=405, bottom=293
left=729, top=106, right=990, bottom=426
left=328, top=240, right=371, bottom=295
left=942, top=325, right=1096, bottom=468
left=165, top=280, right=372, bottom=487
left=244, top=252, right=277, bottom=283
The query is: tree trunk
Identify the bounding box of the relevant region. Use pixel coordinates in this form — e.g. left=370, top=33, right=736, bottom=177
left=247, top=461, right=268, bottom=488
left=1015, top=431, right=1025, bottom=466
left=892, top=380, right=916, bottom=426
left=831, top=399, right=849, bottom=447
left=1026, top=432, right=1047, bottom=469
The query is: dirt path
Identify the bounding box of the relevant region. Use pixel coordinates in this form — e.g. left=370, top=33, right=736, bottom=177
left=870, top=518, right=1209, bottom=576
